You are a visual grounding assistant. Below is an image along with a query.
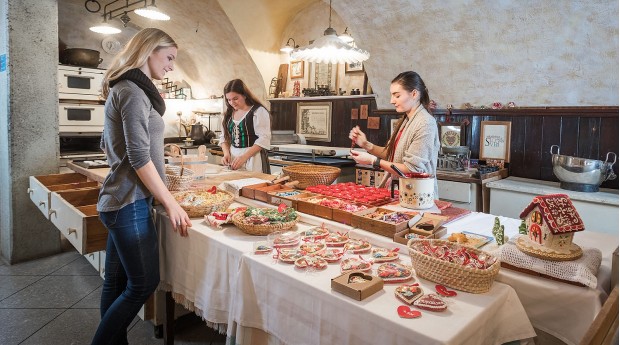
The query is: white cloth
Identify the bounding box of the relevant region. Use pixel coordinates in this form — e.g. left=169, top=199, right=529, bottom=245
left=500, top=236, right=602, bottom=289
left=443, top=212, right=618, bottom=345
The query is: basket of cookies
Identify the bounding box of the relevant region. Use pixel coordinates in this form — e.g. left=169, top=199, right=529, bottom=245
left=407, top=239, right=500, bottom=294
left=232, top=206, right=299, bottom=236
left=172, top=187, right=235, bottom=217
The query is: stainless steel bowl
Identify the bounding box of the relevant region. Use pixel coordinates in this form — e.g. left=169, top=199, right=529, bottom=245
left=550, top=145, right=616, bottom=189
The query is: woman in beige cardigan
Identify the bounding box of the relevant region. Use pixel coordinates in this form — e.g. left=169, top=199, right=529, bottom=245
left=349, top=71, right=440, bottom=196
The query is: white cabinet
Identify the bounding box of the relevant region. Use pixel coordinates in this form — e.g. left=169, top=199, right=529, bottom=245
left=488, top=177, right=619, bottom=235
left=437, top=179, right=479, bottom=211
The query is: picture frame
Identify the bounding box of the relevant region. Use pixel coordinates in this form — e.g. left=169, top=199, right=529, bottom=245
left=438, top=122, right=465, bottom=147
left=290, top=60, right=304, bottom=79
left=479, top=121, right=511, bottom=162
left=345, top=61, right=364, bottom=73
left=296, top=102, right=332, bottom=142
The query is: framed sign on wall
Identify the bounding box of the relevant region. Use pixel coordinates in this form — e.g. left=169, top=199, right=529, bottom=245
left=480, top=121, right=511, bottom=162
left=438, top=122, right=465, bottom=147
left=296, top=102, right=332, bottom=142
left=290, top=60, right=304, bottom=79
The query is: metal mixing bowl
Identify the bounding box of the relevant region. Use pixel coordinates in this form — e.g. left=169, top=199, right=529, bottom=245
left=550, top=145, right=617, bottom=186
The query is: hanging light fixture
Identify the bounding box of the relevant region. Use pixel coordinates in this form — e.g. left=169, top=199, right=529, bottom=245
left=338, top=27, right=354, bottom=44
left=86, top=0, right=170, bottom=35
left=280, top=38, right=299, bottom=53
left=291, top=0, right=369, bottom=64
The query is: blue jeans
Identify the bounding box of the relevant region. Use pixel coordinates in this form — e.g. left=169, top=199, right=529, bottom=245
left=91, top=197, right=159, bottom=345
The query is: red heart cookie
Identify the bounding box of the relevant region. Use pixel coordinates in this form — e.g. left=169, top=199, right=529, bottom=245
left=394, top=284, right=424, bottom=305
left=397, top=305, right=422, bottom=319
left=435, top=284, right=457, bottom=297
left=413, top=293, right=448, bottom=312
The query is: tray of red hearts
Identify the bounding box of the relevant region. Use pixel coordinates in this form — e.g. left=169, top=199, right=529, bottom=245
left=340, top=256, right=373, bottom=273
left=345, top=239, right=372, bottom=254
left=408, top=239, right=500, bottom=294
left=376, top=262, right=413, bottom=283
left=318, top=249, right=345, bottom=263
left=324, top=232, right=349, bottom=247
left=299, top=225, right=330, bottom=240
left=294, top=256, right=328, bottom=271
left=306, top=182, right=398, bottom=206
left=370, top=247, right=400, bottom=262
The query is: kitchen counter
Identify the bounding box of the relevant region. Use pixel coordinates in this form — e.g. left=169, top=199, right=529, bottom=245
left=269, top=94, right=376, bottom=101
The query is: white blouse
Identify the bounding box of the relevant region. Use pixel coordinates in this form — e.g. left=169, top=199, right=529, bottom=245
left=219, top=106, right=271, bottom=150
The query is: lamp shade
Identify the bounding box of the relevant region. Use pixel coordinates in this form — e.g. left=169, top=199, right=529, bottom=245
left=291, top=29, right=369, bottom=64
left=90, top=22, right=122, bottom=34
left=134, top=5, right=170, bottom=20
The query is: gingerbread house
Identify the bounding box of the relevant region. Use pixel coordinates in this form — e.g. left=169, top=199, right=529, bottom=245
left=517, top=194, right=584, bottom=260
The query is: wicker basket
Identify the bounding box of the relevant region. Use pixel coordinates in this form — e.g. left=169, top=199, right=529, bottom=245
left=407, top=239, right=500, bottom=294
left=231, top=212, right=299, bottom=236
left=282, top=164, right=341, bottom=189
left=164, top=144, right=195, bottom=191
left=173, top=189, right=235, bottom=218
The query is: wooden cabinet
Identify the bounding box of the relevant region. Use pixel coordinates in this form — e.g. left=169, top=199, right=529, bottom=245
left=28, top=173, right=97, bottom=218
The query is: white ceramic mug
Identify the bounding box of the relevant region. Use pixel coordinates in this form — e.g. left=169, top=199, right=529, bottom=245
left=399, top=176, right=435, bottom=209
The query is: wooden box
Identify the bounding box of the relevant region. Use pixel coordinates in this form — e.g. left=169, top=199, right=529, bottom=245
left=254, top=184, right=292, bottom=203
left=331, top=203, right=368, bottom=225
left=408, top=213, right=449, bottom=238
left=295, top=196, right=335, bottom=220
left=331, top=271, right=384, bottom=301
left=241, top=183, right=271, bottom=199
left=267, top=191, right=316, bottom=208
left=350, top=207, right=416, bottom=238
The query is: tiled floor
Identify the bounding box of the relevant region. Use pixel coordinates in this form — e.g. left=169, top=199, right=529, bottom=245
left=0, top=250, right=226, bottom=345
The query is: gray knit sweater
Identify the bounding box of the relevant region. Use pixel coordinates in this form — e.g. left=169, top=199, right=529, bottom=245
left=97, top=80, right=165, bottom=212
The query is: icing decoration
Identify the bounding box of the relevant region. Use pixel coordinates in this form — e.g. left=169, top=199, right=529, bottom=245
left=294, top=256, right=327, bottom=270
left=397, top=305, right=422, bottom=319
left=371, top=247, right=400, bottom=262
left=394, top=283, right=423, bottom=305
left=377, top=262, right=413, bottom=283
left=324, top=231, right=349, bottom=247
left=413, top=294, right=448, bottom=312
left=345, top=239, right=372, bottom=254
left=319, top=249, right=344, bottom=263
left=299, top=225, right=330, bottom=240
left=340, top=256, right=373, bottom=273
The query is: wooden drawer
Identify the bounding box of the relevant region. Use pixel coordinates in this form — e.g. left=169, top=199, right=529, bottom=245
left=48, top=187, right=107, bottom=254
left=28, top=173, right=97, bottom=218
left=438, top=180, right=471, bottom=203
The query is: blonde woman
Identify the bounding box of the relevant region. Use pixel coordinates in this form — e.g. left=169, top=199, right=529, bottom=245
left=93, top=28, right=191, bottom=345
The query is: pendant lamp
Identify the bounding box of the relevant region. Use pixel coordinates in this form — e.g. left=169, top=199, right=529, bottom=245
left=290, top=0, right=369, bottom=64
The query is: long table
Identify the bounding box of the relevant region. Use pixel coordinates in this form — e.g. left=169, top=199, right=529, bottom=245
left=157, top=198, right=536, bottom=345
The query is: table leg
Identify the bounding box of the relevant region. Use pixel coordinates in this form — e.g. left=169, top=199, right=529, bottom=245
left=163, top=291, right=175, bottom=345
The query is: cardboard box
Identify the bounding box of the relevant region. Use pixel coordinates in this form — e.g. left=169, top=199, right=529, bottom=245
left=267, top=191, right=316, bottom=208
left=409, top=213, right=449, bottom=237
left=254, top=184, right=292, bottom=202
left=331, top=270, right=384, bottom=301
left=394, top=226, right=448, bottom=246
left=350, top=207, right=416, bottom=238
left=241, top=182, right=271, bottom=199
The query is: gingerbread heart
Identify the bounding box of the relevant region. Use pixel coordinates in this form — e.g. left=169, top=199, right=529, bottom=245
left=348, top=272, right=372, bottom=284
left=397, top=305, right=422, bottom=319
left=394, top=284, right=424, bottom=305
left=435, top=284, right=457, bottom=297
left=376, top=262, right=413, bottom=283
left=413, top=293, right=448, bottom=312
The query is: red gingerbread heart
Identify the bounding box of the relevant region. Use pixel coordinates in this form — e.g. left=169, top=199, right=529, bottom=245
left=413, top=293, right=448, bottom=312
left=397, top=305, right=422, bottom=319
left=435, top=284, right=457, bottom=297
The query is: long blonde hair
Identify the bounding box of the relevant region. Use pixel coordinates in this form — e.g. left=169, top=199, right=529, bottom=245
left=101, top=28, right=177, bottom=98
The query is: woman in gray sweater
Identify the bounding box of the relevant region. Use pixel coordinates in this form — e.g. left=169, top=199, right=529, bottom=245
left=92, top=28, right=191, bottom=345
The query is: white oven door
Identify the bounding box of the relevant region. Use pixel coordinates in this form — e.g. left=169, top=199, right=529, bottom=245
left=58, top=66, right=104, bottom=100
left=59, top=103, right=104, bottom=134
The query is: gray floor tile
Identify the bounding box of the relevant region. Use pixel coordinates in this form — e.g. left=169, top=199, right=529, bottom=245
left=0, top=275, right=102, bottom=309
left=0, top=308, right=64, bottom=345
left=73, top=286, right=102, bottom=309
left=128, top=313, right=226, bottom=345
left=20, top=308, right=99, bottom=345
left=0, top=251, right=80, bottom=276
left=0, top=275, right=43, bottom=300
left=51, top=255, right=99, bottom=276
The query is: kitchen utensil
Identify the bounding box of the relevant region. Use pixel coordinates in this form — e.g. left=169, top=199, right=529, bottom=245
left=399, top=175, right=435, bottom=209
left=60, top=48, right=103, bottom=68
left=550, top=145, right=617, bottom=192
left=390, top=164, right=407, bottom=178
left=189, top=124, right=216, bottom=145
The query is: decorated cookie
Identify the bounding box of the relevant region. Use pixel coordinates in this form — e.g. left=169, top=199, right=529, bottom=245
left=277, top=249, right=304, bottom=264
left=294, top=256, right=327, bottom=271
left=253, top=242, right=273, bottom=255
left=371, top=247, right=400, bottom=262
left=299, top=225, right=330, bottom=240
left=397, top=305, right=422, bottom=319
left=413, top=294, right=448, bottom=312
left=340, top=257, right=373, bottom=273
left=299, top=241, right=327, bottom=255
left=319, top=249, right=344, bottom=263
left=435, top=284, right=457, bottom=297
left=377, top=262, right=413, bottom=283
left=348, top=272, right=372, bottom=284
left=272, top=231, right=301, bottom=248
left=324, top=232, right=349, bottom=247
left=345, top=239, right=372, bottom=254
left=395, top=284, right=424, bottom=305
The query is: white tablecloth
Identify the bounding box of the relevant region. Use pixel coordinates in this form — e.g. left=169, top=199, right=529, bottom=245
left=443, top=212, right=618, bottom=345
left=158, top=199, right=536, bottom=345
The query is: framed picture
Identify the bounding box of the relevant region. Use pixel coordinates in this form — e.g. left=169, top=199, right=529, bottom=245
left=438, top=122, right=465, bottom=147
left=296, top=102, right=332, bottom=142
left=480, top=121, right=511, bottom=162
left=345, top=61, right=364, bottom=73
left=290, top=60, right=304, bottom=79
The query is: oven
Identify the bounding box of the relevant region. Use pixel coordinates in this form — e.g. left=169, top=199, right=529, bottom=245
left=58, top=102, right=104, bottom=134
left=58, top=65, right=104, bottom=101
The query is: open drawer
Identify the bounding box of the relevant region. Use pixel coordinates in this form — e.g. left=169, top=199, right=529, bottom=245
left=28, top=173, right=98, bottom=218
left=48, top=187, right=107, bottom=254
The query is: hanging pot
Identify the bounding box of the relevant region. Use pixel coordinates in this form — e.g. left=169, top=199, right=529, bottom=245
left=60, top=48, right=103, bottom=68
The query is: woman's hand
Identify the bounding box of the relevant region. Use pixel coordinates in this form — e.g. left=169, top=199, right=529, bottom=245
left=165, top=202, right=192, bottom=237
left=222, top=153, right=231, bottom=166
left=230, top=155, right=248, bottom=170
left=349, top=126, right=372, bottom=150
left=350, top=150, right=377, bottom=165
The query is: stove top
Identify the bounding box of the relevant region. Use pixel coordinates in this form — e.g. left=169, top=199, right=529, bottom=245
left=437, top=152, right=470, bottom=171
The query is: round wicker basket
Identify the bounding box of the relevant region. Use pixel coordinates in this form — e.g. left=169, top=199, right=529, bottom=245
left=173, top=189, right=235, bottom=218
left=282, top=164, right=341, bottom=189
left=165, top=165, right=194, bottom=191
left=408, top=239, right=500, bottom=294
left=231, top=212, right=299, bottom=236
